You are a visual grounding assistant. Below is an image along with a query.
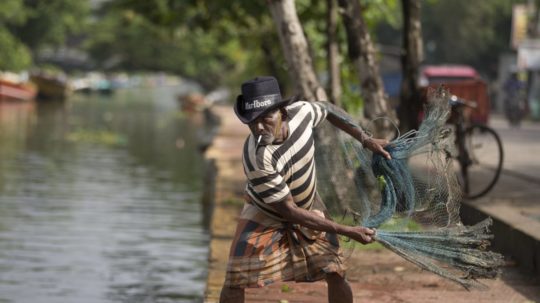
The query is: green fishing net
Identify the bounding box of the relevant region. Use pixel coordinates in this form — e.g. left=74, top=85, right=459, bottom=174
left=315, top=88, right=505, bottom=289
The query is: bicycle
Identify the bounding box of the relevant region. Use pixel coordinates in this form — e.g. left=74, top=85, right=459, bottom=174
left=449, top=95, right=504, bottom=199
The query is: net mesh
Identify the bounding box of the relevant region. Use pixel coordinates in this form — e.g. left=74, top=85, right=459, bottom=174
left=315, top=88, right=505, bottom=289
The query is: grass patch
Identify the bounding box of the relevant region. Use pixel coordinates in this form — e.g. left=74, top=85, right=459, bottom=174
left=341, top=238, right=384, bottom=250
left=335, top=216, right=423, bottom=250
left=222, top=197, right=244, bottom=207
left=281, top=284, right=292, bottom=293
left=377, top=217, right=423, bottom=232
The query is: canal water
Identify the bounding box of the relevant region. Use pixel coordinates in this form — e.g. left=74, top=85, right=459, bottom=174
left=0, top=86, right=210, bottom=302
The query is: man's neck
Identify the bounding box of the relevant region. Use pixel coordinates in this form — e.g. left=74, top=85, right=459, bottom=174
left=273, top=120, right=289, bottom=144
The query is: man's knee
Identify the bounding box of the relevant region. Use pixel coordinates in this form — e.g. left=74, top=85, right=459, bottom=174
left=219, top=287, right=245, bottom=303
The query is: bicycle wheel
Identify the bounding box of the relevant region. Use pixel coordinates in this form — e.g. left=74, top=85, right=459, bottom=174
left=462, top=125, right=504, bottom=199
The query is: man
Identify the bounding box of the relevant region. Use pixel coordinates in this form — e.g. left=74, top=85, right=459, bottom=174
left=503, top=72, right=526, bottom=127
left=220, top=76, right=391, bottom=303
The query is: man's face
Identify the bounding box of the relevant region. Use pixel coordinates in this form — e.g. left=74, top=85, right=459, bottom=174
left=248, top=109, right=282, bottom=146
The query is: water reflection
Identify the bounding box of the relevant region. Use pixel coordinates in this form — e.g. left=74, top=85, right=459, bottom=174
left=0, top=87, right=208, bottom=302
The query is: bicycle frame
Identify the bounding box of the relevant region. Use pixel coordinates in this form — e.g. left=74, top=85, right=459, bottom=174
left=452, top=102, right=471, bottom=195
left=450, top=95, right=504, bottom=199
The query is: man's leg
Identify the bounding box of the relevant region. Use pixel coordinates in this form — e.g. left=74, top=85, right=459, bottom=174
left=219, top=286, right=245, bottom=303
left=326, top=273, right=353, bottom=303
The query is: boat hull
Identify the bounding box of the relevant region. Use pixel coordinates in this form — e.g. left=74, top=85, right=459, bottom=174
left=0, top=79, right=37, bottom=101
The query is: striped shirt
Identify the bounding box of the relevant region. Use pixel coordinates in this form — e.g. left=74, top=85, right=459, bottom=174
left=242, top=101, right=328, bottom=220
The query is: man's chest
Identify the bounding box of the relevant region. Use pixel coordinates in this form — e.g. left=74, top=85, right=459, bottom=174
left=270, top=126, right=315, bottom=178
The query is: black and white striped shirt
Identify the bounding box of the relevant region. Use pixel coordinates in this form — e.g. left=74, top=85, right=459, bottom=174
left=242, top=101, right=328, bottom=220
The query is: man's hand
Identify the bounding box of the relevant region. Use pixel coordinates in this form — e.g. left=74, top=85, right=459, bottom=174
left=346, top=226, right=376, bottom=244
left=364, top=138, right=391, bottom=160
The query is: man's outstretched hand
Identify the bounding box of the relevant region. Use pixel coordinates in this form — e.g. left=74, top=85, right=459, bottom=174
left=346, top=226, right=376, bottom=244
left=364, top=138, right=391, bottom=160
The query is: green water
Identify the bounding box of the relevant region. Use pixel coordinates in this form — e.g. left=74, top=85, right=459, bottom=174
left=0, top=86, right=210, bottom=302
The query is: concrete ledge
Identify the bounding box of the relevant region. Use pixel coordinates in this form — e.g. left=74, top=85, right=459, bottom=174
left=203, top=106, right=250, bottom=303
left=460, top=202, right=540, bottom=278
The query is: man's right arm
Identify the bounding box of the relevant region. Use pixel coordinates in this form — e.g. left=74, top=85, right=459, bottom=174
left=270, top=194, right=375, bottom=244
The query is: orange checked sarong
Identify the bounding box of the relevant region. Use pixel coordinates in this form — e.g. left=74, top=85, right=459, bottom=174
left=223, top=199, right=346, bottom=288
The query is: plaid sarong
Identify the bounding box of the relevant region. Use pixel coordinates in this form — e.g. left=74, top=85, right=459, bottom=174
left=224, top=201, right=346, bottom=288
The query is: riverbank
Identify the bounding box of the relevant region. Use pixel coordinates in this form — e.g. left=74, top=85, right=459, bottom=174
left=203, top=105, right=540, bottom=303
left=203, top=105, right=251, bottom=301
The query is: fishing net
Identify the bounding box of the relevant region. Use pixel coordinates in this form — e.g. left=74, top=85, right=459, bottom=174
left=315, top=88, right=505, bottom=289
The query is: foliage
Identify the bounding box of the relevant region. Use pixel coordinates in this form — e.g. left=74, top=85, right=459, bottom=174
left=8, top=0, right=90, bottom=50
left=0, top=27, right=32, bottom=71
left=422, top=0, right=519, bottom=77
left=295, top=0, right=399, bottom=111
left=0, top=0, right=90, bottom=71
left=85, top=0, right=282, bottom=91
left=376, top=0, right=523, bottom=78
left=362, top=0, right=401, bottom=29
left=12, top=0, right=90, bottom=49
left=0, top=0, right=31, bottom=70
left=340, top=66, right=364, bottom=115
left=0, top=0, right=525, bottom=91
left=0, top=0, right=28, bottom=24
left=100, top=0, right=397, bottom=96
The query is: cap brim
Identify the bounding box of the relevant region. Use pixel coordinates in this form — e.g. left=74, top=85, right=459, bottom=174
left=234, top=95, right=296, bottom=124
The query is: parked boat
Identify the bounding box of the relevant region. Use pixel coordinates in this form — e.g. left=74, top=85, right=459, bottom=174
left=30, top=73, right=71, bottom=100
left=72, top=73, right=116, bottom=96
left=0, top=78, right=37, bottom=101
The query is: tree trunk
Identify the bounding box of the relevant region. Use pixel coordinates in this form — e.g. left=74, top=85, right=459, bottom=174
left=399, top=0, right=423, bottom=132
left=261, top=36, right=287, bottom=92
left=267, top=0, right=328, bottom=101
left=268, top=0, right=354, bottom=214
left=326, top=0, right=342, bottom=106
left=338, top=0, right=397, bottom=138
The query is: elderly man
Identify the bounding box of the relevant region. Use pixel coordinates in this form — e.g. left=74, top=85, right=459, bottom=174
left=220, top=76, right=390, bottom=303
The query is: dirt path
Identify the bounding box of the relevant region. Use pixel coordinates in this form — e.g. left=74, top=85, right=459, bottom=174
left=245, top=248, right=539, bottom=303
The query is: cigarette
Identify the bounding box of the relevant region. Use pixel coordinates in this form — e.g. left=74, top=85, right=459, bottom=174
left=256, top=135, right=262, bottom=148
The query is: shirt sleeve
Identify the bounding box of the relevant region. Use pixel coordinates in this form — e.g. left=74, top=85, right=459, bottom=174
left=308, top=101, right=329, bottom=128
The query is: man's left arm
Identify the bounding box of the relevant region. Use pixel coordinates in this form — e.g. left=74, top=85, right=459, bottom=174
left=319, top=102, right=391, bottom=159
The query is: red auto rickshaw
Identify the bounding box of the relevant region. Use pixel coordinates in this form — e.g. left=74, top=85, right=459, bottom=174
left=420, top=65, right=490, bottom=125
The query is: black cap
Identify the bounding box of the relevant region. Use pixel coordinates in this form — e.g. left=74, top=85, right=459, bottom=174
left=234, top=76, right=293, bottom=124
